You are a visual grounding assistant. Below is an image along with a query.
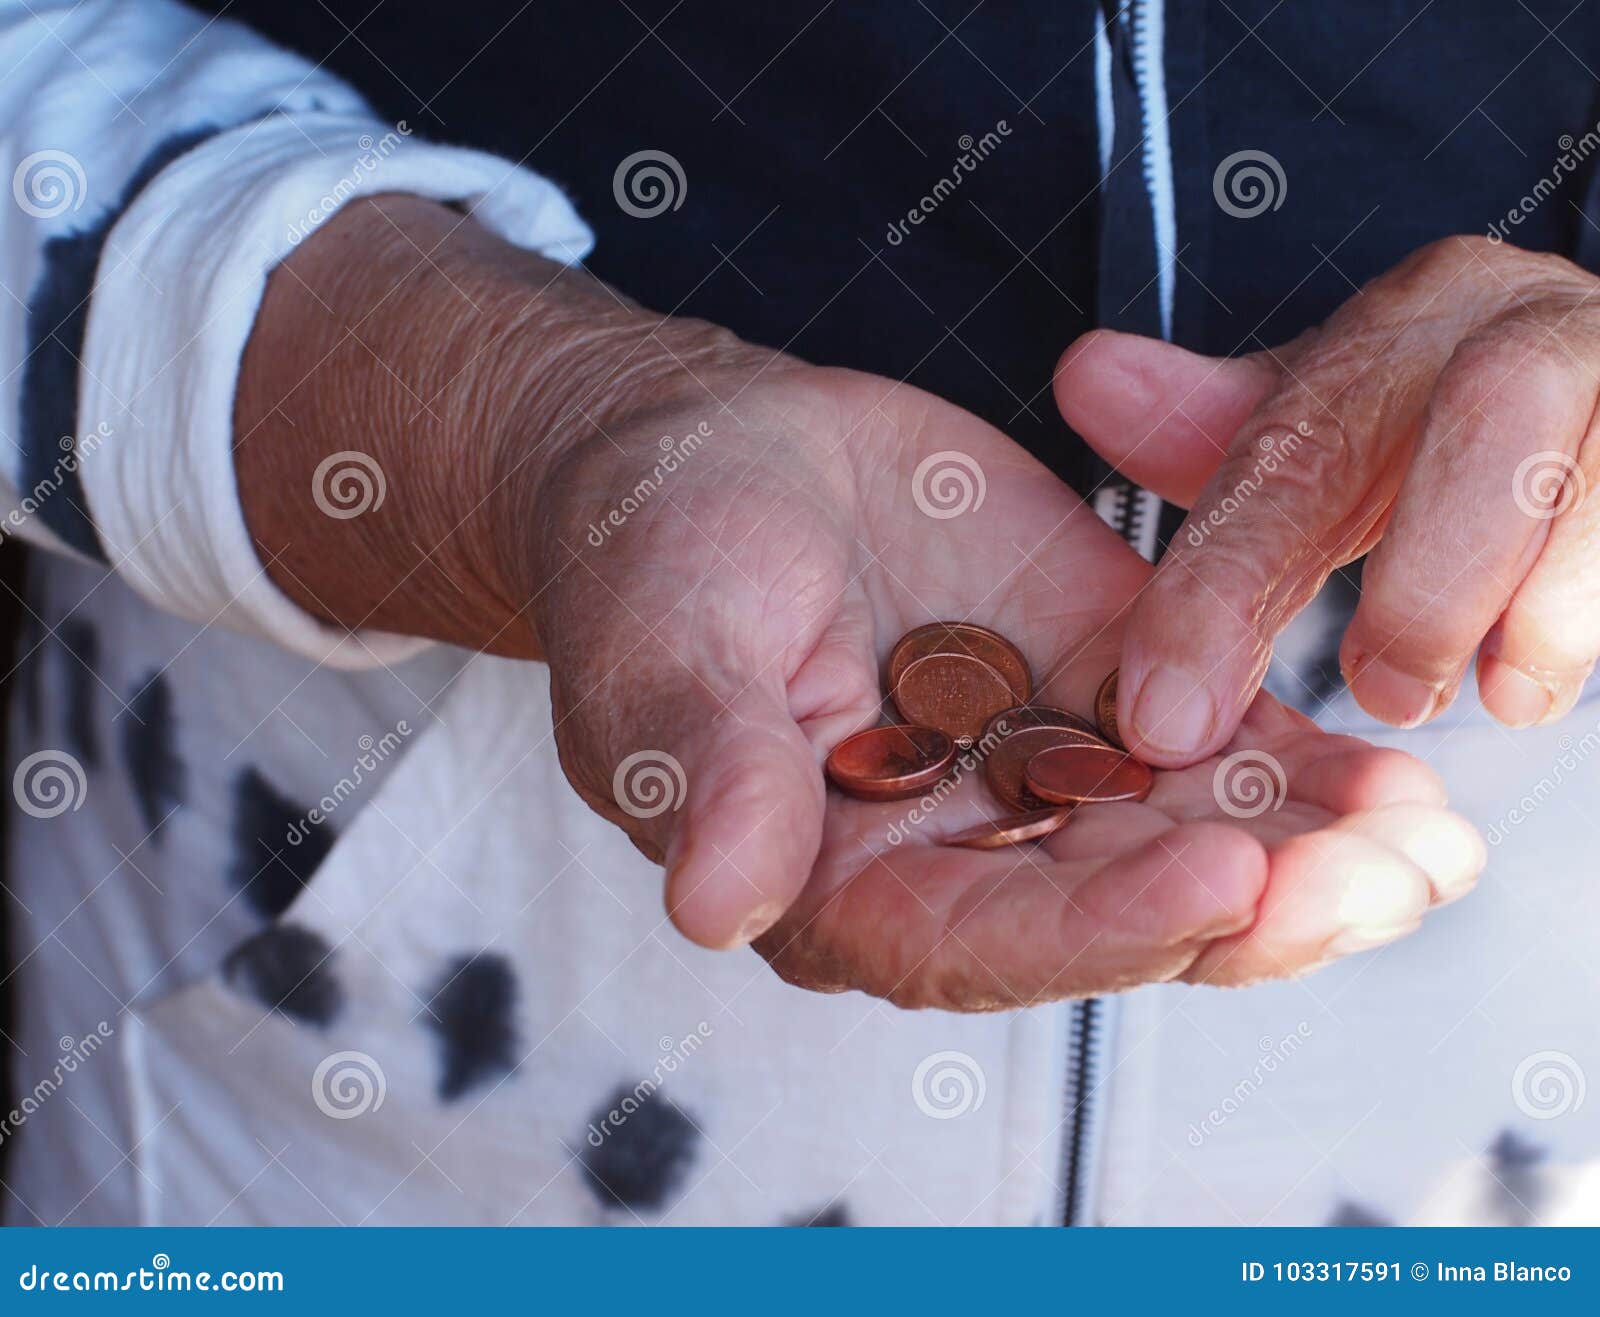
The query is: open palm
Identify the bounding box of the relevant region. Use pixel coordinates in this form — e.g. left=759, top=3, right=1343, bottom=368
left=533, top=364, right=1482, bottom=1008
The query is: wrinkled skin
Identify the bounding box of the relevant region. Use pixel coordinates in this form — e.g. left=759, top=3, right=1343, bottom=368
left=531, top=366, right=1483, bottom=1008
left=1059, top=235, right=1600, bottom=766
left=242, top=199, right=1485, bottom=1011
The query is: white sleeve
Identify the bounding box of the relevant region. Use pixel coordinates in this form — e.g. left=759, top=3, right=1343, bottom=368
left=0, top=0, right=593, bottom=668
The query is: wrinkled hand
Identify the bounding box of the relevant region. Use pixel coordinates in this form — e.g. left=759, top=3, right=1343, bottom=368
left=533, top=366, right=1482, bottom=1006
left=240, top=198, right=1483, bottom=1010
left=1057, top=235, right=1600, bottom=766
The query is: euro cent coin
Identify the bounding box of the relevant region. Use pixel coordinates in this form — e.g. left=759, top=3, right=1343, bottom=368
left=1095, top=669, right=1123, bottom=749
left=1023, top=743, right=1153, bottom=805
left=825, top=724, right=957, bottom=802
left=946, top=807, right=1073, bottom=850
left=888, top=622, right=1032, bottom=705
left=983, top=718, right=1108, bottom=811
left=892, top=652, right=1015, bottom=747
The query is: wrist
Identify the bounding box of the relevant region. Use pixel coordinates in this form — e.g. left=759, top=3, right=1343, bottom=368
left=234, top=193, right=783, bottom=657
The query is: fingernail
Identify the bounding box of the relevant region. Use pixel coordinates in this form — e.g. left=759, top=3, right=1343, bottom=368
left=730, top=901, right=783, bottom=949
left=1478, top=656, right=1552, bottom=728
left=1349, top=656, right=1440, bottom=728
left=1130, top=666, right=1216, bottom=756
left=1322, top=920, right=1421, bottom=957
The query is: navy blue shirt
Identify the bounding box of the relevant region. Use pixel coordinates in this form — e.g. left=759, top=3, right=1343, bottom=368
left=197, top=1, right=1600, bottom=493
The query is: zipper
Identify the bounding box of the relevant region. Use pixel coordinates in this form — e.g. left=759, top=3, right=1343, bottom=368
left=1063, top=0, right=1170, bottom=1227
left=1059, top=999, right=1103, bottom=1225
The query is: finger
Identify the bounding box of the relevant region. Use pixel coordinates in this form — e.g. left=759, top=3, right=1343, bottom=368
left=1053, top=331, right=1275, bottom=506
left=1183, top=825, right=1434, bottom=985
left=1342, top=324, right=1596, bottom=726
left=1476, top=423, right=1600, bottom=726
left=660, top=683, right=827, bottom=950
left=759, top=822, right=1268, bottom=1008
left=1323, top=803, right=1485, bottom=905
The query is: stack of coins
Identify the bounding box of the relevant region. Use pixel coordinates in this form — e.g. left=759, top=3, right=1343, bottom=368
left=824, top=625, right=1152, bottom=849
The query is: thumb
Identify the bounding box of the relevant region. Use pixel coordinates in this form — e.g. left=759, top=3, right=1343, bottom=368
left=1053, top=330, right=1275, bottom=506
left=633, top=685, right=823, bottom=951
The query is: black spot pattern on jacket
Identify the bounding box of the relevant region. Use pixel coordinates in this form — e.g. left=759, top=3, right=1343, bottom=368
left=423, top=952, right=518, bottom=1101
left=229, top=767, right=333, bottom=918
left=19, top=126, right=221, bottom=558
left=223, top=923, right=342, bottom=1026
left=579, top=1083, right=699, bottom=1212
left=120, top=670, right=184, bottom=841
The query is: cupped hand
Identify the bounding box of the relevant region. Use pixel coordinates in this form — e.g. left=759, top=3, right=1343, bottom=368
left=1056, top=235, right=1600, bottom=766
left=531, top=363, right=1483, bottom=1006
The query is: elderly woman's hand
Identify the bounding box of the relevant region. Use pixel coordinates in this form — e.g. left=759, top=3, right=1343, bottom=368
left=234, top=198, right=1483, bottom=1008
left=1058, top=235, right=1600, bottom=766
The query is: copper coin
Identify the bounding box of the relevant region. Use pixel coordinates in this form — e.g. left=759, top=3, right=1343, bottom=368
left=1023, top=743, right=1153, bottom=805
left=1095, top=669, right=1123, bottom=749
left=983, top=722, right=1108, bottom=811
left=980, top=704, right=1100, bottom=747
left=946, top=808, right=1073, bottom=850
left=888, top=622, right=1032, bottom=705
left=825, top=724, right=956, bottom=802
left=892, top=652, right=1016, bottom=746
